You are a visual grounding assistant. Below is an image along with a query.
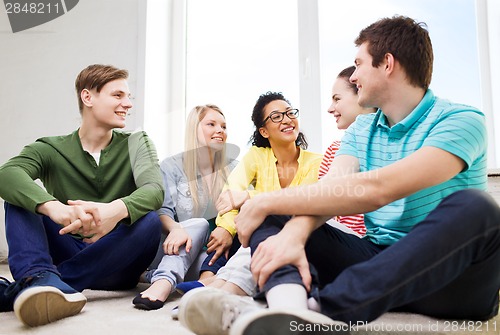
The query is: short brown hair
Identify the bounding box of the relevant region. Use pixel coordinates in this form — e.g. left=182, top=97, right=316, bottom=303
left=75, top=64, right=129, bottom=112
left=354, top=15, right=433, bottom=90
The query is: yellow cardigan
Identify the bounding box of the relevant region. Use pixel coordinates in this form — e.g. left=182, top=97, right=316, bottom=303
left=216, top=146, right=322, bottom=236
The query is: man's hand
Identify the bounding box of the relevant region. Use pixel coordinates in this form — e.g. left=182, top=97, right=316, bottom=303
left=37, top=200, right=95, bottom=235
left=216, top=190, right=249, bottom=215
left=62, top=199, right=128, bottom=243
left=163, top=226, right=192, bottom=255
left=206, top=226, right=233, bottom=265
left=250, top=218, right=312, bottom=291
left=234, top=197, right=268, bottom=247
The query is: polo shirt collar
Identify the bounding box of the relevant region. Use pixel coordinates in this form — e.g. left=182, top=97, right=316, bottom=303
left=376, top=89, right=435, bottom=132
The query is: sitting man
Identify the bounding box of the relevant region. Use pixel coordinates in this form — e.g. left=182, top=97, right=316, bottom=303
left=0, top=64, right=164, bottom=327
left=178, top=16, right=500, bottom=335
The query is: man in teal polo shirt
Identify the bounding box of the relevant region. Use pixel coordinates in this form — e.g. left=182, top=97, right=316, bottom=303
left=177, top=16, right=500, bottom=335
left=0, top=64, right=164, bottom=327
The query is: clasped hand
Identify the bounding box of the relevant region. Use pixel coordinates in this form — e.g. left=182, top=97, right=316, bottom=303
left=39, top=199, right=124, bottom=243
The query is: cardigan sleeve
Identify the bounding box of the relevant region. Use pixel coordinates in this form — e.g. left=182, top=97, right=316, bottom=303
left=215, top=147, right=259, bottom=237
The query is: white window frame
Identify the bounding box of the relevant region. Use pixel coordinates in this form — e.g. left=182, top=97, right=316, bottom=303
left=144, top=0, right=498, bottom=167
left=476, top=0, right=499, bottom=168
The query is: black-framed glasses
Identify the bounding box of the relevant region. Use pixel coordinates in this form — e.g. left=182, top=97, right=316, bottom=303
left=262, top=108, right=299, bottom=126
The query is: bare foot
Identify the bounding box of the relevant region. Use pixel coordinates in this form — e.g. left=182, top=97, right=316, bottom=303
left=220, top=282, right=247, bottom=296
left=140, top=279, right=172, bottom=302
left=206, top=278, right=226, bottom=289
left=199, top=271, right=217, bottom=286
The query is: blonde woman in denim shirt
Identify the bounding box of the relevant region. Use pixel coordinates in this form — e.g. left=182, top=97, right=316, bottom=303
left=133, top=104, right=237, bottom=310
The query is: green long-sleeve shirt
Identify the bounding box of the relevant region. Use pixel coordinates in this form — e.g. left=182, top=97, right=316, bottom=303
left=0, top=129, right=164, bottom=225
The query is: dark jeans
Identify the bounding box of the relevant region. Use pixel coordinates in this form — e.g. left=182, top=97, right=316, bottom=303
left=5, top=202, right=161, bottom=292
left=249, top=189, right=500, bottom=323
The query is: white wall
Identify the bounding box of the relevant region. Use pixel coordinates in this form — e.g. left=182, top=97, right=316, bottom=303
left=0, top=0, right=147, bottom=259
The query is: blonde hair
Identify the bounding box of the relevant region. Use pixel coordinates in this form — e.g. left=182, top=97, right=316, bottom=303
left=183, top=104, right=230, bottom=215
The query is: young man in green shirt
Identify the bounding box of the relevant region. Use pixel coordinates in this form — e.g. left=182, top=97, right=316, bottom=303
left=0, top=64, right=164, bottom=327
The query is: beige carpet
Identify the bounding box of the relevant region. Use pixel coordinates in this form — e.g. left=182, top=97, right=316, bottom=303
left=1, top=264, right=498, bottom=335
left=0, top=264, right=194, bottom=335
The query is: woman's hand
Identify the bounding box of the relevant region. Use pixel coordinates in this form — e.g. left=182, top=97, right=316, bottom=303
left=163, top=226, right=192, bottom=255
left=216, top=190, right=250, bottom=215
left=205, top=226, right=233, bottom=265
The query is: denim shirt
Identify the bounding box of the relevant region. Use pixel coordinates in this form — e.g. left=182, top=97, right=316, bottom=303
left=157, top=152, right=238, bottom=222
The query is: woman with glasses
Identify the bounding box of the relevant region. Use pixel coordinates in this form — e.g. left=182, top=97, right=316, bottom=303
left=178, top=71, right=380, bottom=330
left=176, top=91, right=322, bottom=299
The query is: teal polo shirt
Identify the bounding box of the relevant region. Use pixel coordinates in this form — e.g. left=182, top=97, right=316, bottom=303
left=337, top=90, right=487, bottom=245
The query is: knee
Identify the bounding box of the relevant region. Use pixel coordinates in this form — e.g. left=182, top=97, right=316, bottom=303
left=182, top=218, right=209, bottom=232
left=448, top=189, right=500, bottom=229
left=450, top=189, right=500, bottom=215
left=4, top=201, right=28, bottom=217
left=135, top=212, right=162, bottom=238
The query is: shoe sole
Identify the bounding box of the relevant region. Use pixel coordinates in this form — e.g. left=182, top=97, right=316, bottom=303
left=230, top=308, right=350, bottom=335
left=14, top=286, right=87, bottom=327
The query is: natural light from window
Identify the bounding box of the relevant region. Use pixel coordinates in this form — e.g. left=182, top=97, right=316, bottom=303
left=148, top=0, right=483, bottom=162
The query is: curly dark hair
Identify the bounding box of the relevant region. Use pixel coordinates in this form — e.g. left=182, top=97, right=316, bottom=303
left=249, top=91, right=308, bottom=149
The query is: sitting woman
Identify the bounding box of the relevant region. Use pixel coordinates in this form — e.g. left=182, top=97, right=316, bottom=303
left=177, top=66, right=375, bottom=299
left=177, top=91, right=322, bottom=297
left=133, top=104, right=237, bottom=310
left=319, top=65, right=376, bottom=236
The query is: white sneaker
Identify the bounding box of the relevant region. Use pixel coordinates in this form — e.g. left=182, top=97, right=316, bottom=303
left=178, top=287, right=263, bottom=335
left=230, top=308, right=350, bottom=335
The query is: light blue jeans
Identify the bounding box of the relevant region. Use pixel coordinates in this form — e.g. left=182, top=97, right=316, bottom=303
left=145, top=218, right=210, bottom=293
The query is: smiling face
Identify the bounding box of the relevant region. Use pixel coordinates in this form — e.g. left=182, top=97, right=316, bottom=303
left=84, top=78, right=132, bottom=130
left=259, top=99, right=299, bottom=146
left=350, top=42, right=388, bottom=109
left=197, top=108, right=227, bottom=150
left=328, top=77, right=367, bottom=130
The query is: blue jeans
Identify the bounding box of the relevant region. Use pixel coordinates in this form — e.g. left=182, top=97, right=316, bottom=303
left=5, top=202, right=161, bottom=291
left=249, top=189, right=500, bottom=323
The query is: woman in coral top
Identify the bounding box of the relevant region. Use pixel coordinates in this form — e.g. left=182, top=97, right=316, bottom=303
left=319, top=65, right=377, bottom=236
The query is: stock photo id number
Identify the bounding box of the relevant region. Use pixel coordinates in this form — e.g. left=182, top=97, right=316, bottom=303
left=3, top=0, right=79, bottom=32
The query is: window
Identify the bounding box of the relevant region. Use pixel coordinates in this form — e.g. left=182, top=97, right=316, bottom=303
left=318, top=0, right=482, bottom=152
left=146, top=0, right=495, bottom=166
left=186, top=0, right=300, bottom=157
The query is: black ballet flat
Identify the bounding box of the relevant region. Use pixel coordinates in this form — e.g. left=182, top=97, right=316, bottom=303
left=132, top=293, right=165, bottom=310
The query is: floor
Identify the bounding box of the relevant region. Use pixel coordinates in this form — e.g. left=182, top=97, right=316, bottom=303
left=1, top=174, right=499, bottom=334
left=1, top=262, right=499, bottom=335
